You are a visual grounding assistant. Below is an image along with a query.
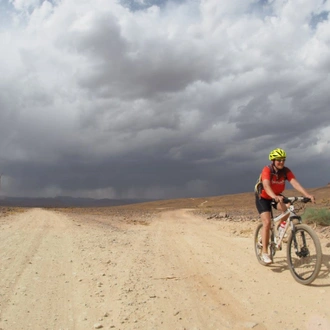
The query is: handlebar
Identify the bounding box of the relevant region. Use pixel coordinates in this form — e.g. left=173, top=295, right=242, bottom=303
left=272, top=196, right=311, bottom=204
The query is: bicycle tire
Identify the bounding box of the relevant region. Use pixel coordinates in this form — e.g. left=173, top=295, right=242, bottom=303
left=287, top=224, right=322, bottom=285
left=254, top=223, right=275, bottom=266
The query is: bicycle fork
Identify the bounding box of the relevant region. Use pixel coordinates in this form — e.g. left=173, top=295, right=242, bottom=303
left=291, top=222, right=309, bottom=258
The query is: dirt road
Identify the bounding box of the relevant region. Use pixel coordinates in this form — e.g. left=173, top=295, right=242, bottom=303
left=0, top=208, right=329, bottom=330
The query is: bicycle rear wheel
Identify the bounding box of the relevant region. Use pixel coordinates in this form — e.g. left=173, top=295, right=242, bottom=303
left=287, top=224, right=322, bottom=285
left=254, top=223, right=275, bottom=266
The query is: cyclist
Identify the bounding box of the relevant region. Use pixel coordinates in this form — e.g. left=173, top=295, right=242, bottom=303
left=255, top=148, right=315, bottom=264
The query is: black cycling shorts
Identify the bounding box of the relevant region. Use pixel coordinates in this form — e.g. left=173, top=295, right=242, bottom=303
left=255, top=194, right=277, bottom=214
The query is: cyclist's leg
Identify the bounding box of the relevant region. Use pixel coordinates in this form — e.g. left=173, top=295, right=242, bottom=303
left=276, top=199, right=290, bottom=222
left=260, top=211, right=271, bottom=253
left=277, top=200, right=288, bottom=212
left=255, top=196, right=272, bottom=254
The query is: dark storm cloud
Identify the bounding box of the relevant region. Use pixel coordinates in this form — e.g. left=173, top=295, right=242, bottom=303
left=0, top=0, right=330, bottom=199
left=72, top=23, right=215, bottom=98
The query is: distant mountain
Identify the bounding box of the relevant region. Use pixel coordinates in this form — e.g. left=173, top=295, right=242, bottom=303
left=0, top=196, right=155, bottom=208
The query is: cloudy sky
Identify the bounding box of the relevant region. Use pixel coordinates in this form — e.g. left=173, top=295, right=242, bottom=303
left=0, top=0, right=329, bottom=200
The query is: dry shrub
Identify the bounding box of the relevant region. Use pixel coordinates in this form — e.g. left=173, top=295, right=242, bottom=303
left=302, top=208, right=330, bottom=226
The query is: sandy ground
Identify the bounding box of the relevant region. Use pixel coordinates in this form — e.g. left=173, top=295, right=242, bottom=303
left=0, top=208, right=329, bottom=330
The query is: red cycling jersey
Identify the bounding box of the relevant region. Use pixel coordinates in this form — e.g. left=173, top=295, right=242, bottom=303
left=259, top=165, right=295, bottom=200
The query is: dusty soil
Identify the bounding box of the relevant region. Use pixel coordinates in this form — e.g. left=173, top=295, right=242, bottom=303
left=0, top=190, right=330, bottom=330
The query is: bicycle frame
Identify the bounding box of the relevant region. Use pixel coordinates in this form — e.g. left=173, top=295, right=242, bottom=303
left=270, top=201, right=302, bottom=250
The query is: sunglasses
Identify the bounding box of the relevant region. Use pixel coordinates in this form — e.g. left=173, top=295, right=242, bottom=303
left=275, top=158, right=286, bottom=162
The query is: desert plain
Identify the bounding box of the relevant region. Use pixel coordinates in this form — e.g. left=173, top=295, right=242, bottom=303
left=0, top=186, right=330, bottom=330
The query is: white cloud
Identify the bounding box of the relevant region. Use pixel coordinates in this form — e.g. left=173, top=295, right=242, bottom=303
left=0, top=0, right=329, bottom=198
left=10, top=0, right=40, bottom=11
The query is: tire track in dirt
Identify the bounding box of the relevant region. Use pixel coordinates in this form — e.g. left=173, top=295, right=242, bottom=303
left=0, top=210, right=51, bottom=304
left=0, top=207, right=329, bottom=330
left=145, top=209, right=263, bottom=330
left=0, top=209, right=77, bottom=329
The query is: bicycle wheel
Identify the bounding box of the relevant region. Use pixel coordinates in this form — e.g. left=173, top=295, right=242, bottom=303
left=254, top=223, right=275, bottom=266
left=287, top=224, right=322, bottom=285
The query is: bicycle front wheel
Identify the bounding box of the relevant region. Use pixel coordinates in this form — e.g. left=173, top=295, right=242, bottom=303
left=287, top=224, right=322, bottom=285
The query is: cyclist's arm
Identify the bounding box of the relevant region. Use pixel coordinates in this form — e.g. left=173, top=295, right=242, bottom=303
left=289, top=178, right=316, bottom=203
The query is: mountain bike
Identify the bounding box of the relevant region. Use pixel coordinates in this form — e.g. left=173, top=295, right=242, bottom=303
left=254, top=196, right=322, bottom=285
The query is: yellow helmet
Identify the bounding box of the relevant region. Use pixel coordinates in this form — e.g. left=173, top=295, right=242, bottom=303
left=269, top=148, right=286, bottom=160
